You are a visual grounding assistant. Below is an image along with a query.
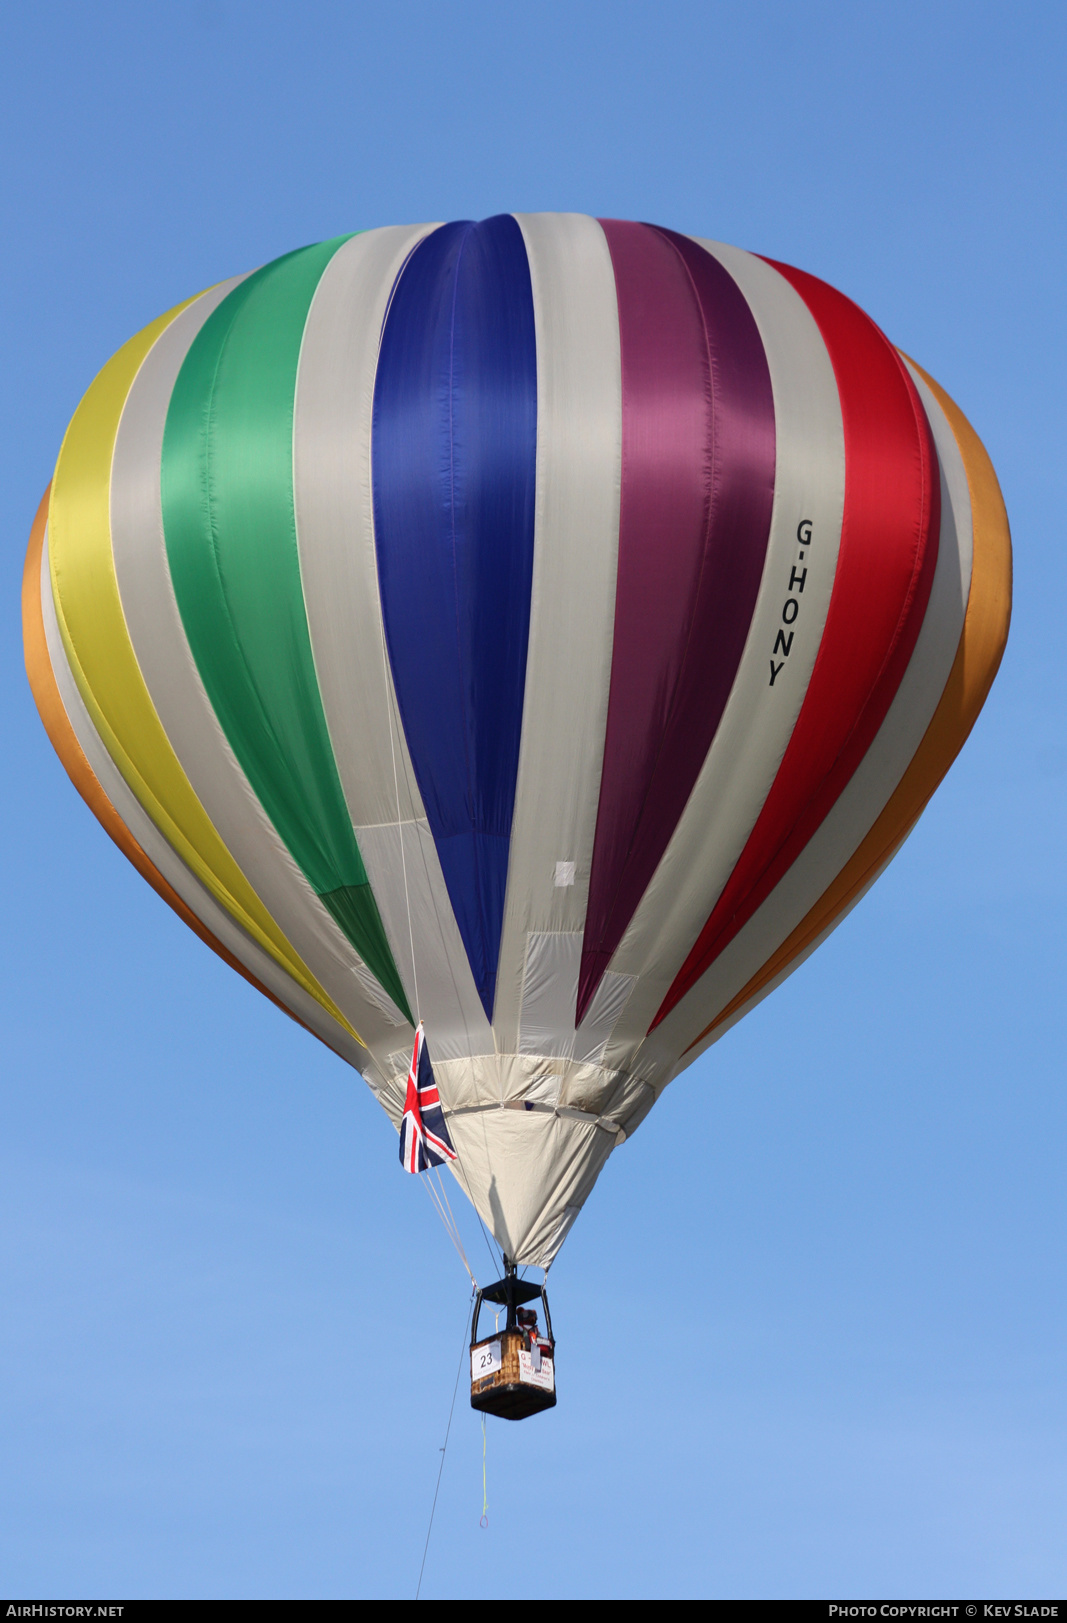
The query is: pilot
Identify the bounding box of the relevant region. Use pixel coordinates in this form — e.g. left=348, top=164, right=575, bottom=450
left=516, top=1306, right=550, bottom=1371
left=516, top=1306, right=539, bottom=1350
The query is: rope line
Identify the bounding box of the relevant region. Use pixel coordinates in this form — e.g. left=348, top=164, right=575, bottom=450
left=480, top=1414, right=489, bottom=1528
left=415, top=1289, right=474, bottom=1600
left=473, top=1208, right=502, bottom=1275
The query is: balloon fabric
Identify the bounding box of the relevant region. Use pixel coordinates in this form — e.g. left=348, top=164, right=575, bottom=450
left=23, top=215, right=1011, bottom=1267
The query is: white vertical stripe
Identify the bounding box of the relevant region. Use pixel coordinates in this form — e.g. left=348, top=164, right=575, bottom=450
left=292, top=224, right=496, bottom=1068
left=518, top=931, right=635, bottom=1068
left=518, top=932, right=582, bottom=1059
left=494, top=212, right=623, bottom=1053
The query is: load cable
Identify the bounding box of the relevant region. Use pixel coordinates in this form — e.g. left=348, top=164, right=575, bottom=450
left=420, top=1166, right=475, bottom=1286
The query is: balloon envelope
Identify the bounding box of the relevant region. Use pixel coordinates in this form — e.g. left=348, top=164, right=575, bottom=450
left=23, top=215, right=1011, bottom=1265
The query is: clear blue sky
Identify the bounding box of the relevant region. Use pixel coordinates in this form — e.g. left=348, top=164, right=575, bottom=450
left=1, top=0, right=1064, bottom=1599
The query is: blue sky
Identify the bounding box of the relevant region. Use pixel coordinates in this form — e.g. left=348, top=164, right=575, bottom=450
left=1, top=0, right=1064, bottom=1599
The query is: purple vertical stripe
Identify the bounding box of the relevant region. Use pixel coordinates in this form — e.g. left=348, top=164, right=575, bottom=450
left=577, top=223, right=776, bottom=1022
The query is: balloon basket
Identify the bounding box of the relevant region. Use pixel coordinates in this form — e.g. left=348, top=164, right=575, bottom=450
left=469, top=1263, right=556, bottom=1421
left=470, top=1328, right=556, bottom=1420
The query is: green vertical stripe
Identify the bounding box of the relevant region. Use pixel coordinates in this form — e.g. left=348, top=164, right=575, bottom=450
left=161, top=238, right=412, bottom=1022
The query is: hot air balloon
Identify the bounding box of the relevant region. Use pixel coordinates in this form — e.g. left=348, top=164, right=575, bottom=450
left=23, top=215, right=1010, bottom=1418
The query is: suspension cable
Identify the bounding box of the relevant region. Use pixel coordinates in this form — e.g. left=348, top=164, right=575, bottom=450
left=420, top=1169, right=475, bottom=1287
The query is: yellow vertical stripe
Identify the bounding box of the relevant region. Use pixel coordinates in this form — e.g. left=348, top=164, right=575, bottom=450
left=48, top=300, right=364, bottom=1043
left=684, top=361, right=1011, bottom=1052
left=22, top=484, right=325, bottom=1035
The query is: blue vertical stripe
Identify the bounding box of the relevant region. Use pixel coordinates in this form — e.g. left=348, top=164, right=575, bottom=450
left=372, top=216, right=538, bottom=1018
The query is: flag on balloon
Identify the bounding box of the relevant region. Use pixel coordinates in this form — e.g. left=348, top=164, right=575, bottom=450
left=399, top=1023, right=456, bottom=1173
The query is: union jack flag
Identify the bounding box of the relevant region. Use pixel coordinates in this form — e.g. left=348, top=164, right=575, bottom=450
left=399, top=1022, right=457, bottom=1173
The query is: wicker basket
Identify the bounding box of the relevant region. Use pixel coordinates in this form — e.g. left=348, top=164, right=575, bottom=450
left=470, top=1328, right=557, bottom=1420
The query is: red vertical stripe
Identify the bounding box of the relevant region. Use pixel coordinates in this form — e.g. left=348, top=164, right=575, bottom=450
left=653, top=260, right=940, bottom=1028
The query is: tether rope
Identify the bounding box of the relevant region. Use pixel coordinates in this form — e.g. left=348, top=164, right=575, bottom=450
left=415, top=1288, right=474, bottom=1600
